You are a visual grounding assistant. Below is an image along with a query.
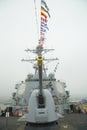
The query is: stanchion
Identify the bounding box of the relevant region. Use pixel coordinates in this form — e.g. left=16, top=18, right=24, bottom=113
left=6, top=112, right=9, bottom=130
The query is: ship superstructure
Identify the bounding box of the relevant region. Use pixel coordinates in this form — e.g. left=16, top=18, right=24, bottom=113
left=12, top=49, right=70, bottom=115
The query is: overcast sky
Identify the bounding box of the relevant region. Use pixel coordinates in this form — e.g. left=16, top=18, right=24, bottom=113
left=0, top=0, right=87, bottom=99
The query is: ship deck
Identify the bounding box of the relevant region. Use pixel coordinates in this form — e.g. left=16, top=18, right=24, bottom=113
left=0, top=113, right=87, bottom=130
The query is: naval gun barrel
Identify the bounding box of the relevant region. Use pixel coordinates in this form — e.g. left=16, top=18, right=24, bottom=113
left=37, top=56, right=45, bottom=108
left=37, top=56, right=43, bottom=95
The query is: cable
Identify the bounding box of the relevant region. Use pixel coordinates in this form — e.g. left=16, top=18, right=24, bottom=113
left=34, top=0, right=40, bottom=43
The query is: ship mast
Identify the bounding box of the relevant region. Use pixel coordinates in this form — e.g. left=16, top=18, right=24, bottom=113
left=22, top=0, right=58, bottom=107
left=38, top=0, right=50, bottom=98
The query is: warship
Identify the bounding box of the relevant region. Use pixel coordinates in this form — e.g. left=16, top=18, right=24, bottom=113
left=11, top=1, right=70, bottom=130
left=1, top=1, right=87, bottom=130
left=12, top=47, right=69, bottom=129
